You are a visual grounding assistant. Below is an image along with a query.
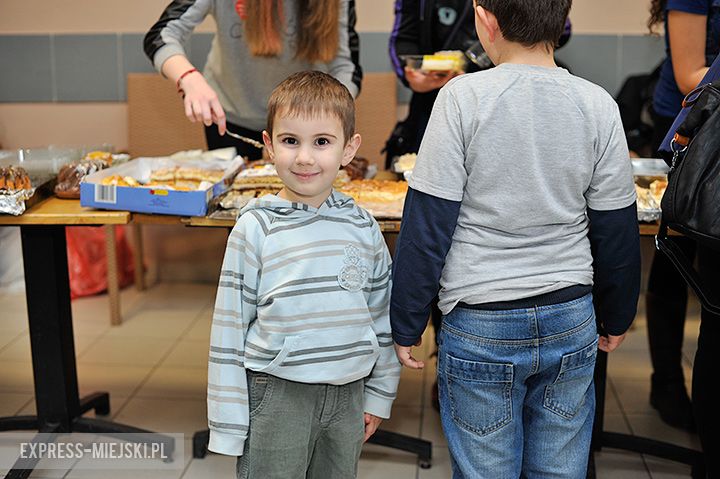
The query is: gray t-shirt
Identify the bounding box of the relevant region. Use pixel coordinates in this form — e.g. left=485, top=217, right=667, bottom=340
left=409, top=63, right=636, bottom=314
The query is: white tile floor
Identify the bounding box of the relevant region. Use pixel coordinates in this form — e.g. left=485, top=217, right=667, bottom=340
left=0, top=282, right=703, bottom=478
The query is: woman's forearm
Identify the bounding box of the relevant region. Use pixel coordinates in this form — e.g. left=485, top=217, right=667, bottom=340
left=161, top=54, right=197, bottom=84
left=668, top=10, right=710, bottom=94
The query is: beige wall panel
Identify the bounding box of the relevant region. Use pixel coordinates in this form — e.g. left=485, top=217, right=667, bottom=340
left=0, top=0, right=215, bottom=34
left=356, top=0, right=395, bottom=32
left=0, top=0, right=653, bottom=36
left=570, top=0, right=653, bottom=35
left=0, top=103, right=128, bottom=151
left=0, top=0, right=386, bottom=34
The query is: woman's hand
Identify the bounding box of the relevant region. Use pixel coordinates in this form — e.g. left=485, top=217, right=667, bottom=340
left=162, top=54, right=227, bottom=135
left=179, top=72, right=227, bottom=135
left=404, top=67, right=459, bottom=93
left=363, top=413, right=383, bottom=442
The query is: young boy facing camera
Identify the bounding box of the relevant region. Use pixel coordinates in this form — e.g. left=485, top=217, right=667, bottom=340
left=208, top=71, right=400, bottom=478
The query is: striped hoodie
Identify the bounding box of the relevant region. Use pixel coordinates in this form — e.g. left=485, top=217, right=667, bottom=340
left=207, top=191, right=401, bottom=456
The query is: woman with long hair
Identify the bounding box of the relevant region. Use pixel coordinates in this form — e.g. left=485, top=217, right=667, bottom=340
left=145, top=0, right=361, bottom=158
left=645, top=0, right=719, bottom=433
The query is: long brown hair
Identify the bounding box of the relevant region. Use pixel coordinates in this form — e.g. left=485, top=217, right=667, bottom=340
left=648, top=0, right=667, bottom=33
left=244, top=0, right=339, bottom=64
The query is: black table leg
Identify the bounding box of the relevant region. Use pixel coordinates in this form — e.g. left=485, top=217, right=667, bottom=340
left=0, top=225, right=176, bottom=476
left=192, top=427, right=432, bottom=467
left=589, top=350, right=706, bottom=477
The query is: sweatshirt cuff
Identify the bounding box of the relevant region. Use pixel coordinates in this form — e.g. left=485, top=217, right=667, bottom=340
left=364, top=391, right=394, bottom=419
left=391, top=330, right=421, bottom=347
left=153, top=44, right=188, bottom=74
left=208, top=430, right=246, bottom=456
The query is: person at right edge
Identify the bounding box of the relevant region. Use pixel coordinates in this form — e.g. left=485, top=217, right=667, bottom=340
left=645, top=0, right=719, bottom=431
left=390, top=0, right=641, bottom=477
left=657, top=53, right=720, bottom=478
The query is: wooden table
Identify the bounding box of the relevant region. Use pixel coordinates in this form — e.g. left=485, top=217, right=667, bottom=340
left=0, top=198, right=175, bottom=479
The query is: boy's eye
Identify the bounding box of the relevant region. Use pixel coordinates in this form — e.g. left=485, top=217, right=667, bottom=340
left=281, top=137, right=298, bottom=145
left=315, top=137, right=330, bottom=146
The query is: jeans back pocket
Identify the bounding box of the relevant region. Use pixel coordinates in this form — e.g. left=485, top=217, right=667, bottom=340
left=543, top=336, right=598, bottom=419
left=442, top=352, right=513, bottom=436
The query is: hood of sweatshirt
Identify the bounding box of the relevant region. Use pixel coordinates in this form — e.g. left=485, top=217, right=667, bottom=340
left=240, top=189, right=359, bottom=220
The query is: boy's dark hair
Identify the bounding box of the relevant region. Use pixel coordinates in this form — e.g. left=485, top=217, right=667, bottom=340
left=475, top=0, right=572, bottom=50
left=267, top=71, right=355, bottom=143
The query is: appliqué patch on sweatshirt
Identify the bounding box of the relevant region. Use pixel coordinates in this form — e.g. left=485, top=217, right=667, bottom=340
left=338, top=244, right=368, bottom=292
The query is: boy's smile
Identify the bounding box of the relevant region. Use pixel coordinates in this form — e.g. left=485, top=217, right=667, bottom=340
left=263, top=112, right=361, bottom=208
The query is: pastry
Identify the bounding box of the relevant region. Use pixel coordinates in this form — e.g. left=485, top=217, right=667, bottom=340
left=150, top=167, right=178, bottom=182
left=342, top=157, right=368, bottom=180
left=83, top=150, right=113, bottom=164
left=176, top=166, right=225, bottom=183
left=232, top=164, right=283, bottom=190
left=55, top=159, right=109, bottom=199
left=649, top=179, right=668, bottom=203
left=394, top=153, right=417, bottom=172
left=0, top=166, right=32, bottom=191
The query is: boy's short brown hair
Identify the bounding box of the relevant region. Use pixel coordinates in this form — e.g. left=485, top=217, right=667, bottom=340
left=267, top=71, right=355, bottom=143
left=475, top=0, right=571, bottom=50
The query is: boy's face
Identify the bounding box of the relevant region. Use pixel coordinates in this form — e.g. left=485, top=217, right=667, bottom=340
left=263, top=112, right=361, bottom=208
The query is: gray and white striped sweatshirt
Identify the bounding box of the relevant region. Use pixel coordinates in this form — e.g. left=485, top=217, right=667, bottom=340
left=207, top=191, right=401, bottom=456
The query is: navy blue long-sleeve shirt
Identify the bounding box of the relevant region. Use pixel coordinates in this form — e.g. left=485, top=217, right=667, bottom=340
left=390, top=188, right=641, bottom=346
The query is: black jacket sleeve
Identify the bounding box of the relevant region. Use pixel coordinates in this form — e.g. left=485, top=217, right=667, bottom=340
left=389, top=0, right=423, bottom=86
left=390, top=187, right=461, bottom=346
left=587, top=203, right=642, bottom=336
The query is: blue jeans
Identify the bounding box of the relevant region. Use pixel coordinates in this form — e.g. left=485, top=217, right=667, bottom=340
left=437, top=294, right=598, bottom=479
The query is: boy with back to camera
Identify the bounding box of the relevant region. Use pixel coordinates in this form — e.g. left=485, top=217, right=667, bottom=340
left=207, top=71, right=401, bottom=478
left=390, top=0, right=641, bottom=477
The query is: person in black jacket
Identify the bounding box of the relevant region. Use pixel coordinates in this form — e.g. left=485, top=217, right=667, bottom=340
left=388, top=1, right=572, bottom=164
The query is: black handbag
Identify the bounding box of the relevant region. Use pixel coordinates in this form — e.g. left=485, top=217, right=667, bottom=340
left=656, top=79, right=720, bottom=314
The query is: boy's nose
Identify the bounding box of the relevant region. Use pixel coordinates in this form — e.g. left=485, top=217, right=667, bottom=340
left=295, top=147, right=315, bottom=165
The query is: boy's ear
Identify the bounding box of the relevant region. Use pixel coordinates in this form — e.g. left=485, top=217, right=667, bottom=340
left=262, top=130, right=274, bottom=160
left=342, top=133, right=362, bottom=167
left=475, top=5, right=498, bottom=43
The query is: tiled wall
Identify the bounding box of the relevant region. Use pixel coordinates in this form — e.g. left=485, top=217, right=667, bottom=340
left=0, top=32, right=666, bottom=104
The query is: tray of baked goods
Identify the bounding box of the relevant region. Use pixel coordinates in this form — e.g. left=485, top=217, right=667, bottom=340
left=0, top=164, right=34, bottom=215
left=80, top=148, right=242, bottom=217
left=632, top=158, right=669, bottom=222
left=337, top=179, right=408, bottom=219
left=402, top=51, right=466, bottom=73
left=1, top=147, right=125, bottom=215
left=208, top=157, right=379, bottom=220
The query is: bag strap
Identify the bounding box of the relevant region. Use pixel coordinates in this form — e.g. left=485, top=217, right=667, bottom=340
left=673, top=82, right=720, bottom=146
left=656, top=222, right=720, bottom=315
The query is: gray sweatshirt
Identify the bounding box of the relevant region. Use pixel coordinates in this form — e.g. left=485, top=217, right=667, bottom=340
left=144, top=0, right=362, bottom=131
left=207, top=191, right=400, bottom=456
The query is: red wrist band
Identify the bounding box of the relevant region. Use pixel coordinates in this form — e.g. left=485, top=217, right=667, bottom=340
left=176, top=68, right=199, bottom=93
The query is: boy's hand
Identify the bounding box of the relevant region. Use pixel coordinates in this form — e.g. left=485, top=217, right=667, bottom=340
left=363, top=413, right=383, bottom=442
left=394, top=340, right=425, bottom=369
left=404, top=67, right=459, bottom=93
left=598, top=333, right=626, bottom=353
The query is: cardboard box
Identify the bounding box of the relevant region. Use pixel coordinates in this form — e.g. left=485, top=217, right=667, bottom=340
left=80, top=157, right=243, bottom=216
